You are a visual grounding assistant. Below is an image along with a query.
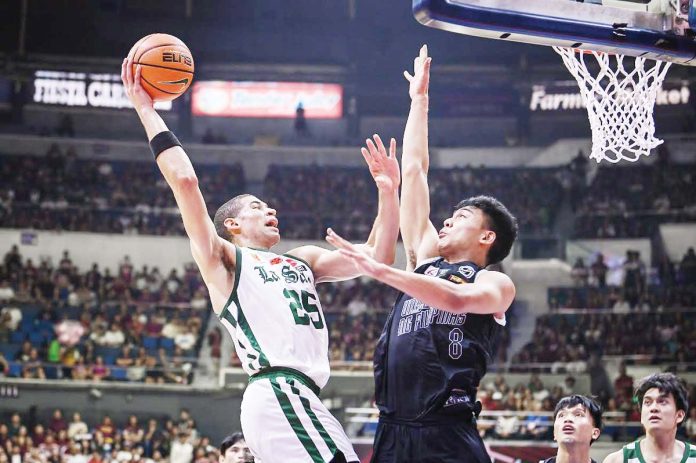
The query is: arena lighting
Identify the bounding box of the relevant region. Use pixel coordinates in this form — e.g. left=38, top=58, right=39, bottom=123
left=32, top=70, right=172, bottom=110
left=191, top=81, right=343, bottom=118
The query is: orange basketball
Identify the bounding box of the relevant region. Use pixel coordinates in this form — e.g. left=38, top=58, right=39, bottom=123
left=127, top=33, right=194, bottom=102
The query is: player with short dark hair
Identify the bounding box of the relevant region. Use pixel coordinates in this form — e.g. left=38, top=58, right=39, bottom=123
left=122, top=56, right=401, bottom=463
left=219, top=433, right=252, bottom=463
left=326, top=45, right=517, bottom=463
left=603, top=372, right=694, bottom=463
left=542, top=395, right=603, bottom=463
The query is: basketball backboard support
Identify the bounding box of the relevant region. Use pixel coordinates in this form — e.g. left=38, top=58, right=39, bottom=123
left=413, top=0, right=696, bottom=65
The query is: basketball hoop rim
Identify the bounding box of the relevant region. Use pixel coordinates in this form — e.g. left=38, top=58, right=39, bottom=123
left=571, top=47, right=614, bottom=57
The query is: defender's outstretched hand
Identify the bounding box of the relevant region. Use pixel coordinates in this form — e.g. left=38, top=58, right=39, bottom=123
left=326, top=228, right=383, bottom=278
left=403, top=44, right=432, bottom=100
left=121, top=58, right=154, bottom=111
left=362, top=134, right=400, bottom=193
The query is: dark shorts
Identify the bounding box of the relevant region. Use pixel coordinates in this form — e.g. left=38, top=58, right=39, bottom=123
left=370, top=418, right=491, bottom=463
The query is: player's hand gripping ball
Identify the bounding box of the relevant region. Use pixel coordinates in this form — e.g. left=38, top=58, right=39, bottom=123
left=126, top=33, right=194, bottom=102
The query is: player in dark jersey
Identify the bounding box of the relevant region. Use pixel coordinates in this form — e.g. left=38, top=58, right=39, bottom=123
left=542, top=395, right=602, bottom=463
left=326, top=45, right=518, bottom=463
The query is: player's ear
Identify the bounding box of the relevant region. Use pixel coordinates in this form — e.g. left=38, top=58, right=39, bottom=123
left=676, top=409, right=685, bottom=425
left=224, top=217, right=241, bottom=235
left=480, top=230, right=496, bottom=245
left=591, top=427, right=601, bottom=441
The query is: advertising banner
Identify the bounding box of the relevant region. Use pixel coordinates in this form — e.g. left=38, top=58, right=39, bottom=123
left=529, top=80, right=690, bottom=112
left=191, top=81, right=343, bottom=118
left=32, top=70, right=172, bottom=110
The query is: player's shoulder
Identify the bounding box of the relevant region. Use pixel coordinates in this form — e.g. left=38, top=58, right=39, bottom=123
left=414, top=256, right=441, bottom=270
left=475, top=268, right=515, bottom=293
left=286, top=244, right=323, bottom=263
left=601, top=447, right=624, bottom=463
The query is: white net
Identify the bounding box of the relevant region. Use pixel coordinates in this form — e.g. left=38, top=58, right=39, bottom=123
left=553, top=47, right=672, bottom=163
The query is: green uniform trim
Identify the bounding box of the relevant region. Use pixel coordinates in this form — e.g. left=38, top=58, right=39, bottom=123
left=218, top=246, right=270, bottom=369
left=250, top=366, right=320, bottom=396
left=288, top=381, right=338, bottom=455
left=624, top=440, right=693, bottom=463
left=218, top=245, right=243, bottom=321
left=269, top=377, right=325, bottom=463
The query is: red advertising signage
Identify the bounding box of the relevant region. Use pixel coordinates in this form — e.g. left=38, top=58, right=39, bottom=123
left=192, top=81, right=343, bottom=118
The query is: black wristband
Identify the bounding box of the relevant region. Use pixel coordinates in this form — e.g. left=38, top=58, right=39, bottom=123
left=149, top=131, right=182, bottom=159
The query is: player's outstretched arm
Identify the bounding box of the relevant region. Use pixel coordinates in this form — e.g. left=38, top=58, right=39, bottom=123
left=360, top=134, right=400, bottom=265
left=401, top=45, right=438, bottom=271
left=289, top=135, right=400, bottom=283
left=121, top=59, right=229, bottom=283
left=326, top=229, right=514, bottom=317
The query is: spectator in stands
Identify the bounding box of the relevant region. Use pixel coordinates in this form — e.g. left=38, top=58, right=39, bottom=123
left=0, top=303, right=21, bottom=332
left=686, top=407, right=696, bottom=442
left=116, top=345, right=135, bottom=367
left=32, top=424, right=46, bottom=446
left=175, top=410, right=194, bottom=436
left=94, top=416, right=116, bottom=450
left=103, top=322, right=126, bottom=348
left=143, top=419, right=165, bottom=458
left=623, top=250, right=646, bottom=307
left=67, top=413, right=88, bottom=441
left=15, top=427, right=32, bottom=455
left=571, top=258, right=589, bottom=287
left=219, top=433, right=252, bottom=463
left=680, top=247, right=696, bottom=286
left=0, top=281, right=15, bottom=303
left=588, top=354, right=613, bottom=406
left=144, top=355, right=163, bottom=384
left=190, top=288, right=208, bottom=311
left=0, top=423, right=8, bottom=447
left=48, top=409, right=68, bottom=434
left=521, top=400, right=552, bottom=440
left=591, top=253, right=608, bottom=288
left=0, top=353, right=8, bottom=377
left=46, top=338, right=62, bottom=366
left=0, top=315, right=10, bottom=343
left=90, top=356, right=110, bottom=381
left=123, top=415, right=145, bottom=447
left=90, top=325, right=108, bottom=346
left=494, top=411, right=520, bottom=440
left=8, top=413, right=22, bottom=438
left=612, top=294, right=631, bottom=312
left=162, top=317, right=184, bottom=340
left=22, top=348, right=46, bottom=379
left=294, top=102, right=308, bottom=136
left=613, top=363, right=634, bottom=407
left=3, top=245, right=21, bottom=273
left=174, top=326, right=196, bottom=352
left=71, top=357, right=90, bottom=381
left=126, top=356, right=147, bottom=382
left=170, top=432, right=193, bottom=463
left=119, top=255, right=134, bottom=284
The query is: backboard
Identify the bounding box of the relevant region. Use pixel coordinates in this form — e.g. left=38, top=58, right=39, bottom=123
left=413, top=0, right=696, bottom=65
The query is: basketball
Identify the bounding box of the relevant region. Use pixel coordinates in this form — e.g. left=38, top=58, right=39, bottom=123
left=126, top=33, right=194, bottom=102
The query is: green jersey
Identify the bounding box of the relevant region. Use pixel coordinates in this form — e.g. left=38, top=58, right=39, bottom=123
left=622, top=439, right=695, bottom=463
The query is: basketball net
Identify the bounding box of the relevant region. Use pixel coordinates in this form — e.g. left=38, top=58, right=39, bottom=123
left=553, top=47, right=671, bottom=163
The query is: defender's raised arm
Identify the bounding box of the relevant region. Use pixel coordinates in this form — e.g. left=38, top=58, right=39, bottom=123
left=400, top=45, right=438, bottom=271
